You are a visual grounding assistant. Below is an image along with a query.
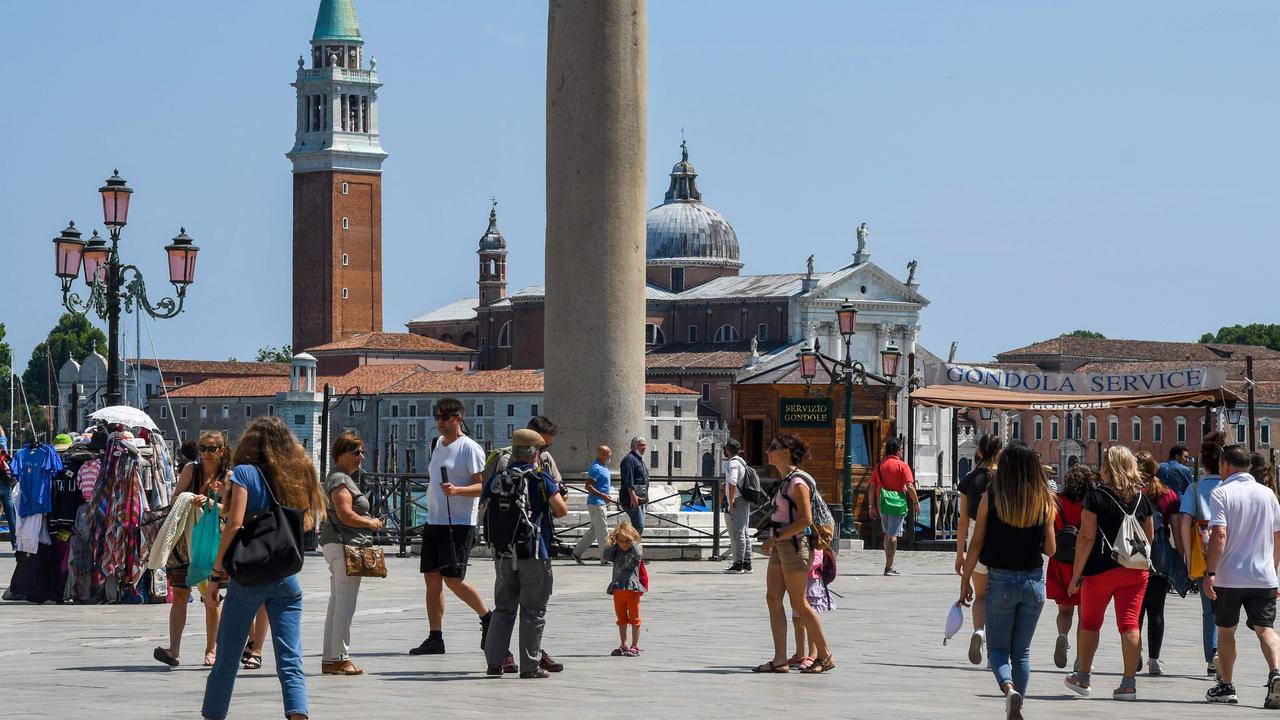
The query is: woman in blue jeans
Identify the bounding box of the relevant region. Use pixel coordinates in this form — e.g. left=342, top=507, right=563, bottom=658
left=960, top=442, right=1056, bottom=720
left=202, top=416, right=325, bottom=720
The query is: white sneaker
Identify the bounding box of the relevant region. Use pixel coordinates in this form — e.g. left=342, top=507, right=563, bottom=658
left=1005, top=689, right=1024, bottom=720
left=968, top=630, right=985, bottom=665
left=1147, top=657, right=1164, bottom=676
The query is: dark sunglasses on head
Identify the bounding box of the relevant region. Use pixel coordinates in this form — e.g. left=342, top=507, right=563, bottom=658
left=198, top=445, right=223, bottom=453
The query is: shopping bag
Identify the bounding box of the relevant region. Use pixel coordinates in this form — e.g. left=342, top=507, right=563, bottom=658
left=186, top=499, right=221, bottom=586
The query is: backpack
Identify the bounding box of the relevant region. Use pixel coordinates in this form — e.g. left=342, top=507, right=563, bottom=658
left=483, top=465, right=541, bottom=560
left=732, top=457, right=769, bottom=505
left=820, top=549, right=837, bottom=586
left=1100, top=490, right=1151, bottom=570
left=1053, top=526, right=1078, bottom=565
left=1149, top=502, right=1191, bottom=596
left=776, top=470, right=836, bottom=550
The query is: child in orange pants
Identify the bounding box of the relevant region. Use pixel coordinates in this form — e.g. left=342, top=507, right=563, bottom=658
left=604, top=521, right=646, bottom=657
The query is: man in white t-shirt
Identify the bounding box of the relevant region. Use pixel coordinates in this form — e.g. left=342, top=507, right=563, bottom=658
left=1203, top=444, right=1280, bottom=707
left=409, top=397, right=493, bottom=657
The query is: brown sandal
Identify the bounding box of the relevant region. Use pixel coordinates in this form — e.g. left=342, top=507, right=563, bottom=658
left=752, top=660, right=790, bottom=673
left=802, top=655, right=835, bottom=673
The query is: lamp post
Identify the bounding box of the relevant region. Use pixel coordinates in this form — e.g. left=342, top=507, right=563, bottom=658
left=797, top=299, right=902, bottom=539
left=1247, top=355, right=1257, bottom=452
left=319, top=384, right=367, bottom=478
left=53, top=171, right=199, bottom=407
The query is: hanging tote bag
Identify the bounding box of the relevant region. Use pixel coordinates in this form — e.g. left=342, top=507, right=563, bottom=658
left=1187, top=475, right=1208, bottom=580
left=186, top=498, right=221, bottom=586
left=223, top=466, right=305, bottom=586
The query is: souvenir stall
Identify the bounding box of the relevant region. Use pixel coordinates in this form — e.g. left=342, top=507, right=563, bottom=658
left=6, top=405, right=176, bottom=605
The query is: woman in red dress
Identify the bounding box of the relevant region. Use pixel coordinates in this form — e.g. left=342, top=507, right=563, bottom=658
left=1046, top=463, right=1095, bottom=670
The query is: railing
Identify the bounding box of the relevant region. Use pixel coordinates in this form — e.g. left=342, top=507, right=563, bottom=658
left=355, top=472, right=734, bottom=558
left=926, top=488, right=962, bottom=543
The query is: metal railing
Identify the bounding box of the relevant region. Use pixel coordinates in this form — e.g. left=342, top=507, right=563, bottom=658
left=354, top=471, right=735, bottom=558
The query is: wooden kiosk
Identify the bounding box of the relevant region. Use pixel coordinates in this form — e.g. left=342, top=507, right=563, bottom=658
left=733, top=361, right=898, bottom=538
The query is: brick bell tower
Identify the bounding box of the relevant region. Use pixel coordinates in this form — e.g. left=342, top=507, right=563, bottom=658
left=288, top=0, right=387, bottom=353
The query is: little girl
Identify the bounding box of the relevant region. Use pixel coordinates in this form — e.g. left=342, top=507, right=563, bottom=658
left=789, top=548, right=835, bottom=669
left=603, top=521, right=645, bottom=657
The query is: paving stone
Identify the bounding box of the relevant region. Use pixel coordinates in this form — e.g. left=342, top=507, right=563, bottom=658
left=0, top=549, right=1264, bottom=717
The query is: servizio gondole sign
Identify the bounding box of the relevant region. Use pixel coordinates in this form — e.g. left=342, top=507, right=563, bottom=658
left=923, top=363, right=1227, bottom=410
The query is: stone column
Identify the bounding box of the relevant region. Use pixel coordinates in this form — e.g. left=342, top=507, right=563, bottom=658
left=544, top=0, right=647, bottom=472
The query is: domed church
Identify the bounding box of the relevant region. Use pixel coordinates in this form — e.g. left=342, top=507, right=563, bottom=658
left=408, top=142, right=941, bottom=481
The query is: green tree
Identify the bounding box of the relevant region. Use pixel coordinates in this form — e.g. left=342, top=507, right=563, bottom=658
left=0, top=323, right=12, bottom=429
left=22, top=313, right=109, bottom=406
left=1063, top=330, right=1106, bottom=339
left=256, top=344, right=293, bottom=363
left=1200, top=324, right=1280, bottom=352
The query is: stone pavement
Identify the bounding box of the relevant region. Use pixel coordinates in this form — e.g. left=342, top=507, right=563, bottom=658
left=2, top=548, right=1278, bottom=718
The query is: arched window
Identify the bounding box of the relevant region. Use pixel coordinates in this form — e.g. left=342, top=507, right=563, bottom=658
left=1087, top=416, right=1098, bottom=441
left=497, top=321, right=512, bottom=348
left=1108, top=415, right=1119, bottom=442
left=714, top=325, right=739, bottom=343
left=1176, top=416, right=1187, bottom=443
left=1236, top=422, right=1247, bottom=444
left=1049, top=416, right=1060, bottom=441
left=645, top=323, right=665, bottom=346
left=1033, top=415, right=1044, bottom=441
left=1263, top=420, right=1271, bottom=446
left=1132, top=417, right=1141, bottom=442
left=1152, top=416, right=1163, bottom=443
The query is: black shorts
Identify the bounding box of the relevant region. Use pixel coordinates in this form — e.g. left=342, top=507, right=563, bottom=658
left=1213, top=586, right=1278, bottom=630
left=419, top=524, right=476, bottom=579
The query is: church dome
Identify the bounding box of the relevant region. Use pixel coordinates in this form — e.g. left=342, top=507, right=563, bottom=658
left=478, top=203, right=505, bottom=252
left=646, top=144, right=741, bottom=268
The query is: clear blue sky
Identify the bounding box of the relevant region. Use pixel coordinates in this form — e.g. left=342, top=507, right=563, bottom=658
left=4, top=1, right=1276, bottom=372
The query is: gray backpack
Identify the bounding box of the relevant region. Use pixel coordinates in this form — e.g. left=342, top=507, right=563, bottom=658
left=1101, top=491, right=1150, bottom=570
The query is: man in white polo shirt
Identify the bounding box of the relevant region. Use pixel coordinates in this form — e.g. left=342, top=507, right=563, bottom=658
left=1203, top=444, right=1280, bottom=707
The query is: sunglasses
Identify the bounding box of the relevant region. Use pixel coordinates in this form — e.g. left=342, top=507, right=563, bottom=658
left=767, top=443, right=782, bottom=452
left=198, top=445, right=224, bottom=453
left=350, top=449, right=366, bottom=457
left=434, top=413, right=459, bottom=421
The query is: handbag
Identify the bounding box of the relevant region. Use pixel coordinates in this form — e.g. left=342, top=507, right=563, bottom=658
left=343, top=545, right=388, bottom=578
left=222, top=465, right=305, bottom=586
left=187, top=498, right=221, bottom=586
left=1188, top=474, right=1208, bottom=580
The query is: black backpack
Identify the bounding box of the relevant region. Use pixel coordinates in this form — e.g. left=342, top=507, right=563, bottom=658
left=732, top=458, right=769, bottom=505
left=222, top=465, right=305, bottom=586
left=483, top=465, right=541, bottom=560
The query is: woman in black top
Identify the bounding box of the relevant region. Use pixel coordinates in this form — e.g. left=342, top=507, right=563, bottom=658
left=956, top=433, right=1001, bottom=665
left=961, top=442, right=1056, bottom=720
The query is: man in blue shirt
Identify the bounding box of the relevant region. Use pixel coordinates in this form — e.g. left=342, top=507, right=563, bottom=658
left=619, top=437, right=649, bottom=535
left=481, top=429, right=568, bottom=678
left=1159, top=445, right=1194, bottom=497
left=1181, top=432, right=1226, bottom=676
left=572, top=445, right=614, bottom=564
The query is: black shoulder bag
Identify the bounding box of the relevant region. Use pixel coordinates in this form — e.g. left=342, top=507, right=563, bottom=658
left=223, top=465, right=305, bottom=586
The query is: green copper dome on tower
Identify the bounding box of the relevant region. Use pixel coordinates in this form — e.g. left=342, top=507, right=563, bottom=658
left=312, top=0, right=362, bottom=43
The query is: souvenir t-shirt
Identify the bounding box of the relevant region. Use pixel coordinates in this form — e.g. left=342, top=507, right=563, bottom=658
left=1209, top=473, right=1280, bottom=589
left=14, top=444, right=61, bottom=517
left=319, top=470, right=373, bottom=547
left=427, top=435, right=486, bottom=526
left=957, top=468, right=991, bottom=521
left=1082, top=485, right=1153, bottom=576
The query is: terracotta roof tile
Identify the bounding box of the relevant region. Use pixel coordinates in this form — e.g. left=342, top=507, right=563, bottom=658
left=998, top=336, right=1280, bottom=363
left=646, top=341, right=786, bottom=371
left=130, top=359, right=290, bottom=376
left=306, top=332, right=471, bottom=354
left=164, top=377, right=291, bottom=398
left=644, top=383, right=700, bottom=395
left=384, top=369, right=546, bottom=395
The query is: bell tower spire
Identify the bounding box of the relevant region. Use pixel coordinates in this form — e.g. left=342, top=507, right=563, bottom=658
left=478, top=199, right=508, bottom=306
left=288, top=0, right=387, bottom=353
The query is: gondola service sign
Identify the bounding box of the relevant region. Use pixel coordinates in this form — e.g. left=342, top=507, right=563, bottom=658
left=923, top=363, right=1226, bottom=409
left=780, top=398, right=832, bottom=428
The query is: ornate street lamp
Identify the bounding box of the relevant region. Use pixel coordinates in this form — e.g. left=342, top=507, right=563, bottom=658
left=1226, top=407, right=1244, bottom=426
left=797, top=345, right=818, bottom=382
left=836, top=300, right=858, bottom=338
left=54, top=171, right=200, bottom=407
left=320, top=384, right=367, bottom=478
left=881, top=340, right=903, bottom=378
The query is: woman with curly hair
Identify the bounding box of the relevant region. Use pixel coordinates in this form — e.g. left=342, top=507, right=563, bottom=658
left=202, top=416, right=325, bottom=720
left=1045, top=462, right=1094, bottom=670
